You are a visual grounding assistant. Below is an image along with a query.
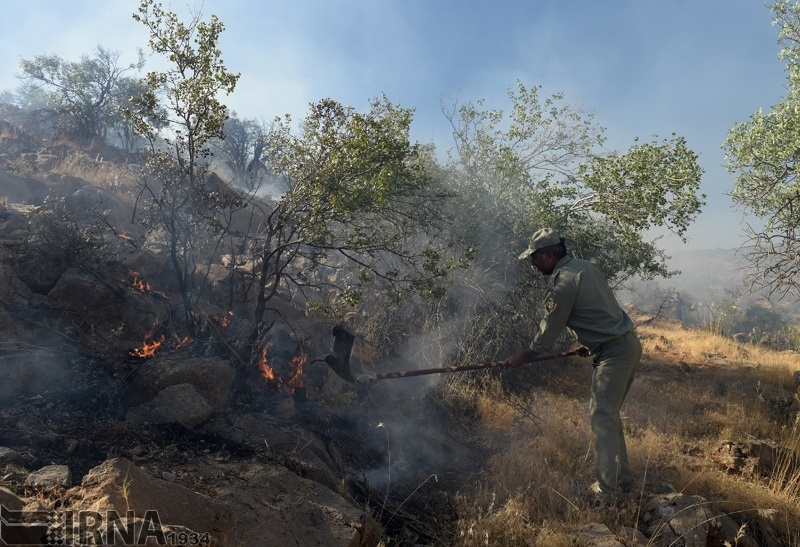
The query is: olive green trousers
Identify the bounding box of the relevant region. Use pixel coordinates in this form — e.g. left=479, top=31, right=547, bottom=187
left=590, top=331, right=641, bottom=495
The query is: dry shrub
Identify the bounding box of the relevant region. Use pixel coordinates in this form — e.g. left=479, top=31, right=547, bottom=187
left=51, top=150, right=137, bottom=196
left=437, top=374, right=527, bottom=432
left=638, top=320, right=800, bottom=390
left=454, top=488, right=578, bottom=547
left=447, top=319, right=800, bottom=545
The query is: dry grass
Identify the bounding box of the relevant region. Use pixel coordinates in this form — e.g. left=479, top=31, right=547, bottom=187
left=51, top=151, right=137, bottom=194
left=443, top=319, right=800, bottom=546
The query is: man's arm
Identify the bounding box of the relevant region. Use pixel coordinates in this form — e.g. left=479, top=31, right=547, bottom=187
left=528, top=271, right=579, bottom=353
left=503, top=271, right=579, bottom=367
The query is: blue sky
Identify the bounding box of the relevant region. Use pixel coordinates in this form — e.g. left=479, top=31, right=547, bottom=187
left=0, top=0, right=789, bottom=254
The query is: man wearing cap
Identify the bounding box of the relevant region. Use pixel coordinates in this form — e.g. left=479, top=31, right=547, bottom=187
left=503, top=228, right=641, bottom=505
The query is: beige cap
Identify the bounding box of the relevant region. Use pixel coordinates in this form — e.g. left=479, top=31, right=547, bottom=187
left=518, top=228, right=562, bottom=260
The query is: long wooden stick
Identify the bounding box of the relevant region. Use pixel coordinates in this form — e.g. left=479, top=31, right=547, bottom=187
left=356, top=348, right=584, bottom=383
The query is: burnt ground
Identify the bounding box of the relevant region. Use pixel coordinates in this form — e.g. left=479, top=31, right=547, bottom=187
left=0, top=344, right=493, bottom=546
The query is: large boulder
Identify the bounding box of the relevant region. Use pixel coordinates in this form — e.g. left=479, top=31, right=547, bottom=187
left=212, top=460, right=381, bottom=547
left=45, top=267, right=171, bottom=354
left=125, top=383, right=215, bottom=428
left=643, top=492, right=754, bottom=547
left=126, top=356, right=236, bottom=411
left=67, top=458, right=220, bottom=535
left=66, top=457, right=381, bottom=547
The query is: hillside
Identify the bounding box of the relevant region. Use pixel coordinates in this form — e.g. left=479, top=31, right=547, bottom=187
left=666, top=248, right=749, bottom=298
left=1, top=121, right=800, bottom=546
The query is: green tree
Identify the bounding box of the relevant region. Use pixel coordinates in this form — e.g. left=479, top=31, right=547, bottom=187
left=243, top=96, right=456, bottom=345
left=18, top=45, right=145, bottom=145
left=446, top=82, right=704, bottom=284
left=126, top=0, right=242, bottom=335
left=436, top=82, right=704, bottom=363
left=723, top=1, right=800, bottom=300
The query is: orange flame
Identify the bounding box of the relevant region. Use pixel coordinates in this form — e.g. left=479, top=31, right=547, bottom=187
left=130, top=270, right=151, bottom=292
left=175, top=335, right=192, bottom=350
left=257, top=341, right=308, bottom=394
left=130, top=331, right=166, bottom=358
left=259, top=342, right=275, bottom=380
left=219, top=311, right=233, bottom=328
left=288, top=354, right=307, bottom=389
left=118, top=233, right=132, bottom=241
left=129, top=270, right=169, bottom=300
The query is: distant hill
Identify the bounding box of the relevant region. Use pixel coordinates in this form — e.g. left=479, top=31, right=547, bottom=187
left=662, top=248, right=750, bottom=298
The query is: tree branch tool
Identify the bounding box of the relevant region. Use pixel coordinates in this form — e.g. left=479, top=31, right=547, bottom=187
left=353, top=347, right=589, bottom=383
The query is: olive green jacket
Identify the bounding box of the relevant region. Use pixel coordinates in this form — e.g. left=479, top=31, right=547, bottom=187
left=529, top=255, right=633, bottom=354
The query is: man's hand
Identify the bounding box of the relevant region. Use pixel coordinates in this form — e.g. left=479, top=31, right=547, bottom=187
left=576, top=346, right=591, bottom=358
left=502, top=349, right=538, bottom=368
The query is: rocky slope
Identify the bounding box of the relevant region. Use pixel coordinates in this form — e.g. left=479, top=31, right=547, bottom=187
left=0, top=119, right=784, bottom=546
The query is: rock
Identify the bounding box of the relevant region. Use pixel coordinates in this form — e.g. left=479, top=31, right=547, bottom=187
left=0, top=485, right=23, bottom=510
left=24, top=464, right=72, bottom=489
left=0, top=261, right=32, bottom=308
left=0, top=446, right=19, bottom=464
left=67, top=457, right=381, bottom=547
left=126, top=356, right=235, bottom=411
left=621, top=526, right=648, bottom=546
left=70, top=185, right=130, bottom=220
left=212, top=460, right=381, bottom=547
left=70, top=458, right=219, bottom=534
left=714, top=439, right=782, bottom=476
left=733, top=378, right=800, bottom=425
left=0, top=171, right=34, bottom=203
left=204, top=412, right=343, bottom=492
left=570, top=522, right=624, bottom=546
left=126, top=383, right=214, bottom=428
left=45, top=267, right=171, bottom=353
left=644, top=492, right=740, bottom=547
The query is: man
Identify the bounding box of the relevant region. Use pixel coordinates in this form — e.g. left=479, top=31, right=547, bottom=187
left=503, top=227, right=641, bottom=505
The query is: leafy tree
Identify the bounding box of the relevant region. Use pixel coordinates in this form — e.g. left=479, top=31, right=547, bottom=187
left=126, top=0, right=242, bottom=335
left=446, top=82, right=704, bottom=284
left=724, top=0, right=800, bottom=300
left=435, top=82, right=704, bottom=363
left=17, top=46, right=145, bottom=145
left=242, top=96, right=457, bottom=344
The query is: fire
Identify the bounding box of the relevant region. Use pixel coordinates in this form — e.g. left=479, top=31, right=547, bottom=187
left=128, top=270, right=169, bottom=300
left=259, top=342, right=276, bottom=380
left=130, top=331, right=166, bottom=358
left=130, top=270, right=151, bottom=292
left=257, top=340, right=307, bottom=393
left=219, top=311, right=233, bottom=328
left=288, top=354, right=307, bottom=389
left=117, top=233, right=132, bottom=241
left=175, top=335, right=192, bottom=350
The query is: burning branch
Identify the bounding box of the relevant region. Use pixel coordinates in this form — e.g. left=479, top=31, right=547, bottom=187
left=258, top=340, right=307, bottom=394
left=258, top=341, right=276, bottom=380
left=129, top=331, right=166, bottom=358
left=128, top=270, right=169, bottom=300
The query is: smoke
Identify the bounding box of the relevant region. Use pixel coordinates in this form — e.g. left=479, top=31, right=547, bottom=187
left=347, top=231, right=531, bottom=496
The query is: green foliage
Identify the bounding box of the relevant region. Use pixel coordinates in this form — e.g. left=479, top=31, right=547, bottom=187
left=127, top=0, right=243, bottom=334
left=17, top=46, right=145, bottom=145
left=248, top=96, right=458, bottom=332
left=444, top=81, right=703, bottom=284
left=421, top=81, right=705, bottom=369
left=271, top=97, right=429, bottom=233
left=578, top=135, right=705, bottom=239
left=723, top=1, right=800, bottom=300
left=129, top=0, right=240, bottom=167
